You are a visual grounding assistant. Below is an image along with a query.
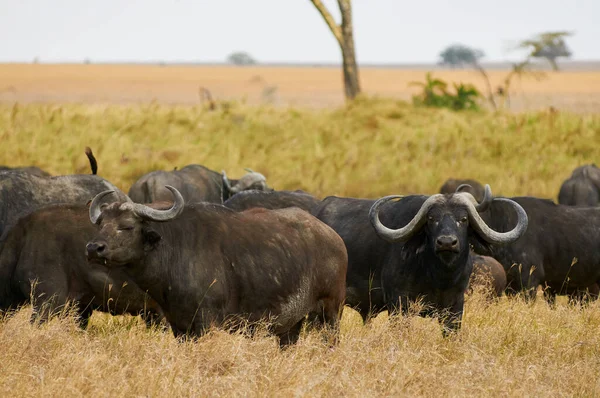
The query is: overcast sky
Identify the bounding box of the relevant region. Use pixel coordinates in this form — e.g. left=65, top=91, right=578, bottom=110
left=0, top=0, right=598, bottom=64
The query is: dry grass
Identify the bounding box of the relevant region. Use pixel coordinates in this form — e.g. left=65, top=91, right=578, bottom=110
left=2, top=99, right=600, bottom=396
left=1, top=294, right=599, bottom=397
left=1, top=64, right=600, bottom=112
left=2, top=99, right=599, bottom=199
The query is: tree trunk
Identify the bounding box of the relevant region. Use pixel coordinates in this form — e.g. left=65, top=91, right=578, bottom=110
left=309, top=0, right=361, bottom=100
left=546, top=56, right=559, bottom=71
left=338, top=0, right=360, bottom=99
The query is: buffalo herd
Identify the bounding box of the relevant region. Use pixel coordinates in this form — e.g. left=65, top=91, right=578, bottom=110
left=0, top=150, right=599, bottom=345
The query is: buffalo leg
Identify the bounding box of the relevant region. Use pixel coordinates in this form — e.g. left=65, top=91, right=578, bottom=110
left=140, top=310, right=166, bottom=330
left=278, top=319, right=304, bottom=348
left=318, top=297, right=343, bottom=346
left=441, top=301, right=464, bottom=336
left=30, top=291, right=68, bottom=325
left=543, top=286, right=557, bottom=307
left=77, top=305, right=94, bottom=329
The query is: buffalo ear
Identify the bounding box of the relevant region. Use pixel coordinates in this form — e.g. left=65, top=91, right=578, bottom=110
left=468, top=230, right=492, bottom=256
left=143, top=228, right=162, bottom=251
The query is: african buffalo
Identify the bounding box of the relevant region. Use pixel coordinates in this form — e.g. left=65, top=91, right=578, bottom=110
left=224, top=190, right=320, bottom=213
left=128, top=165, right=271, bottom=204
left=468, top=253, right=507, bottom=298
left=439, top=178, right=486, bottom=202
left=0, top=173, right=126, bottom=243
left=473, top=196, right=600, bottom=303
left=86, top=186, right=347, bottom=346
left=0, top=204, right=164, bottom=327
left=312, top=185, right=527, bottom=332
left=558, top=164, right=600, bottom=206
left=0, top=146, right=122, bottom=241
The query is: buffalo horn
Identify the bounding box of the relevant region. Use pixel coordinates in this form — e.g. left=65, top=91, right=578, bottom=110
left=131, top=185, right=184, bottom=222
left=369, top=194, right=445, bottom=243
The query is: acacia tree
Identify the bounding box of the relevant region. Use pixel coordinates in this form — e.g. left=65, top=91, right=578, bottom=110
left=438, top=45, right=484, bottom=68
left=519, top=31, right=573, bottom=71
left=309, top=0, right=361, bottom=100
left=227, top=52, right=257, bottom=66
left=438, top=44, right=496, bottom=109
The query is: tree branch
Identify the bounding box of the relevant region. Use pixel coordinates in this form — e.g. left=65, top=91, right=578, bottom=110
left=309, top=0, right=343, bottom=46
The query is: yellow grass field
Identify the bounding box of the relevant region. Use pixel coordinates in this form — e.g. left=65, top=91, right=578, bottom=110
left=1, top=64, right=600, bottom=112
left=1, top=68, right=600, bottom=396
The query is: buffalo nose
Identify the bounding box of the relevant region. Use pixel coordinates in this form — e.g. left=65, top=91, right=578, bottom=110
left=436, top=235, right=458, bottom=251
left=86, top=241, right=106, bottom=255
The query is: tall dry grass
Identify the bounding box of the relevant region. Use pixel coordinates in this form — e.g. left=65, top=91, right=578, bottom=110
left=1, top=98, right=599, bottom=199
left=1, top=99, right=600, bottom=396
left=0, top=294, right=599, bottom=396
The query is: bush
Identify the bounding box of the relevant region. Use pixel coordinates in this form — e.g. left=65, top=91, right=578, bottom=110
left=410, top=72, right=482, bottom=111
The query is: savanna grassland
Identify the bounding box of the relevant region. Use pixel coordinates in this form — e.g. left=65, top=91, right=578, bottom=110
left=2, top=64, right=600, bottom=112
left=2, top=66, right=600, bottom=396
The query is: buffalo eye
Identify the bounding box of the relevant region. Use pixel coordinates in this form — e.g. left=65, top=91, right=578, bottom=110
left=428, top=216, right=434, bottom=222
left=461, top=217, right=468, bottom=223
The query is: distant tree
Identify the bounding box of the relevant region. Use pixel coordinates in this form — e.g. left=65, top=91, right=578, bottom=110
left=518, top=31, right=573, bottom=71
left=438, top=45, right=485, bottom=68
left=309, top=0, right=360, bottom=100
left=227, top=52, right=257, bottom=66
left=438, top=44, right=495, bottom=109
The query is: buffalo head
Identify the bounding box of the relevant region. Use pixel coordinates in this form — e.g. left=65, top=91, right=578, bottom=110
left=439, top=178, right=485, bottom=202
left=222, top=168, right=272, bottom=195
left=369, top=185, right=528, bottom=267
left=86, top=186, right=184, bottom=266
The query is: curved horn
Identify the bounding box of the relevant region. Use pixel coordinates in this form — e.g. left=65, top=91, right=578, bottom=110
left=475, top=184, right=492, bottom=212
left=455, top=184, right=492, bottom=212
left=456, top=195, right=528, bottom=244
left=244, top=168, right=254, bottom=173
left=455, top=183, right=472, bottom=193
left=131, top=185, right=185, bottom=222
left=369, top=194, right=445, bottom=243
left=221, top=170, right=233, bottom=191
left=89, top=190, right=116, bottom=224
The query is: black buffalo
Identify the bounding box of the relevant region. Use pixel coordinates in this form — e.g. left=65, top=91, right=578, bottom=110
left=0, top=171, right=126, bottom=243
left=473, top=196, right=600, bottom=303
left=128, top=165, right=271, bottom=204
left=558, top=164, right=600, bottom=206
left=439, top=178, right=486, bottom=202
left=224, top=190, right=320, bottom=213
left=312, top=185, right=527, bottom=332
left=0, top=146, right=122, bottom=241
left=86, top=186, right=347, bottom=346
left=0, top=204, right=164, bottom=327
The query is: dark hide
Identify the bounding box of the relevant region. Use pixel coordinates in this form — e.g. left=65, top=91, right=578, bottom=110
left=87, top=204, right=347, bottom=346
left=128, top=165, right=226, bottom=204
left=439, top=178, right=485, bottom=202
left=224, top=190, right=320, bottom=213
left=473, top=197, right=600, bottom=303
left=313, top=195, right=475, bottom=332
left=0, top=204, right=164, bottom=327
left=558, top=164, right=600, bottom=206
left=128, top=165, right=272, bottom=205
left=0, top=172, right=127, bottom=244
left=0, top=166, right=51, bottom=177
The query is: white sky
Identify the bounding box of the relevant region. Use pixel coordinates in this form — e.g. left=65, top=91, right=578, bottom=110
left=0, top=0, right=597, bottom=64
